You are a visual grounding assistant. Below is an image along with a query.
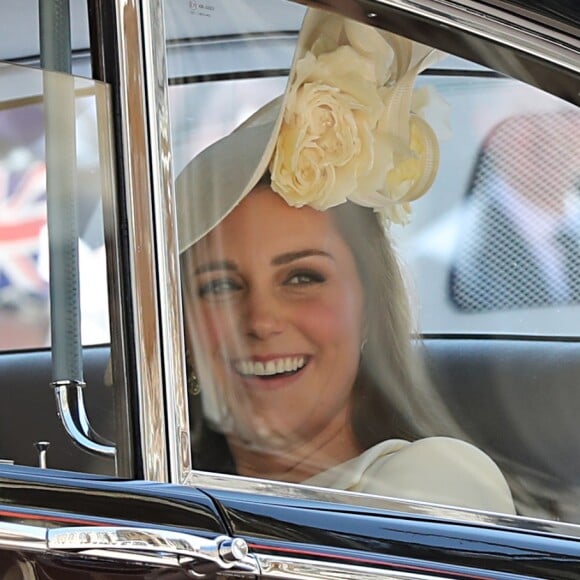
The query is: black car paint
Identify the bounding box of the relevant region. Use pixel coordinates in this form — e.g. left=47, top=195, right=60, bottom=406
left=2, top=465, right=580, bottom=579
left=210, top=489, right=580, bottom=579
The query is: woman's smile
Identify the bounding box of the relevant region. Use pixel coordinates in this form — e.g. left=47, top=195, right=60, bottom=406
left=232, top=355, right=310, bottom=378
left=229, top=354, right=312, bottom=393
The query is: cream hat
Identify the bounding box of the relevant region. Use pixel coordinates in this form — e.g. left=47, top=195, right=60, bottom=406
left=176, top=7, right=445, bottom=254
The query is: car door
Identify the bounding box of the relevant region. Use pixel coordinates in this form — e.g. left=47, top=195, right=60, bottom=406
left=1, top=0, right=580, bottom=579
left=3, top=464, right=580, bottom=579
left=0, top=464, right=255, bottom=579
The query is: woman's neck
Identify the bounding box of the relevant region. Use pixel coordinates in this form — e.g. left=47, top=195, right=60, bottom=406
left=228, top=412, right=362, bottom=483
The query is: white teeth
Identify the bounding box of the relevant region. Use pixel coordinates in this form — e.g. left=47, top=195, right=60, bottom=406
left=234, top=357, right=306, bottom=377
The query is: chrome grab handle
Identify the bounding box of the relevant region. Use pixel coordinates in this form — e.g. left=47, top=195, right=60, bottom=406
left=47, top=526, right=258, bottom=575
left=51, top=381, right=116, bottom=458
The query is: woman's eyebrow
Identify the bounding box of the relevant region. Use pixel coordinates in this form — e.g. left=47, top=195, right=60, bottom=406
left=194, top=259, right=237, bottom=275
left=272, top=249, right=334, bottom=266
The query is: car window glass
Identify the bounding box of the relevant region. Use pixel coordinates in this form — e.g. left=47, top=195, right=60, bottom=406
left=0, top=2, right=110, bottom=352
left=393, top=76, right=580, bottom=336
left=0, top=3, right=116, bottom=475
left=166, top=0, right=579, bottom=526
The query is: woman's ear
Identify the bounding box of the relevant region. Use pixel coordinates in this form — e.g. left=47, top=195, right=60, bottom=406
left=185, top=350, right=200, bottom=396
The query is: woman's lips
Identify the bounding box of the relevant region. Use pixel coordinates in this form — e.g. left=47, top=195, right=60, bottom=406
left=233, top=355, right=310, bottom=380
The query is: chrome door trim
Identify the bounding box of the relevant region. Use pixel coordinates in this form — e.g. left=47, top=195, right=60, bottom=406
left=0, top=522, right=258, bottom=574
left=47, top=527, right=258, bottom=574
left=0, top=522, right=46, bottom=551
left=185, top=470, right=580, bottom=539
left=140, top=0, right=191, bottom=484
left=258, top=555, right=452, bottom=580
left=112, top=0, right=168, bottom=481
left=114, top=0, right=190, bottom=484
left=367, top=0, right=579, bottom=73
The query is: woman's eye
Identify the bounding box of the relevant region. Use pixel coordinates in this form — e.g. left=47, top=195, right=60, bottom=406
left=286, top=270, right=326, bottom=286
left=197, top=278, right=241, bottom=298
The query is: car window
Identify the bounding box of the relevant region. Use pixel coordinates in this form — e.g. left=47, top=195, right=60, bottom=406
left=0, top=2, right=117, bottom=474
left=0, top=2, right=111, bottom=352
left=166, top=0, right=580, bottom=526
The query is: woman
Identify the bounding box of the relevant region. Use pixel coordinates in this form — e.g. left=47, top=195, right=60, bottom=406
left=177, top=7, right=516, bottom=514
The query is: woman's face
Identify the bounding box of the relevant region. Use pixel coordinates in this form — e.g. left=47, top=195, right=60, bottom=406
left=185, top=186, right=365, bottom=449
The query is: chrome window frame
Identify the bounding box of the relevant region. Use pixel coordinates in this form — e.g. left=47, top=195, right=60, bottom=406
left=102, top=0, right=190, bottom=482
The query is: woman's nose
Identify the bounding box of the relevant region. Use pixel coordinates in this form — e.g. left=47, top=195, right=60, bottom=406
left=243, top=289, right=285, bottom=340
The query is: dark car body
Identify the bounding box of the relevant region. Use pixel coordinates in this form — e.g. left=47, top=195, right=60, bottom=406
left=1, top=0, right=580, bottom=578
left=3, top=463, right=580, bottom=579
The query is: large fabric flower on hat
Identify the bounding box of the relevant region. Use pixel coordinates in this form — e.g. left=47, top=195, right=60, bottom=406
left=269, top=14, right=446, bottom=225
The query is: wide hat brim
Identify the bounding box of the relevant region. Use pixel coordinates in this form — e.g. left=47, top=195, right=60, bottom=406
left=175, top=7, right=443, bottom=253
left=176, top=8, right=325, bottom=254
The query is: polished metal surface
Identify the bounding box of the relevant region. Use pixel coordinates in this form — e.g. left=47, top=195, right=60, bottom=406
left=52, top=382, right=116, bottom=458
left=258, top=555, right=452, bottom=580
left=96, top=74, right=132, bottom=477
left=185, top=470, right=580, bottom=539
left=0, top=522, right=46, bottom=551
left=370, top=0, right=579, bottom=72
left=139, top=0, right=191, bottom=484
left=47, top=527, right=258, bottom=574
left=33, top=441, right=50, bottom=469
left=220, top=537, right=250, bottom=562
left=0, top=521, right=258, bottom=575
left=112, top=0, right=168, bottom=481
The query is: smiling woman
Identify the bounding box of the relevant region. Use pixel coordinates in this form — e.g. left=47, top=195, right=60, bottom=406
left=176, top=7, right=516, bottom=514
left=183, top=185, right=365, bottom=482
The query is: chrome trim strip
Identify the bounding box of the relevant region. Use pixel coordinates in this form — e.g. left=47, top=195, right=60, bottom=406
left=98, top=74, right=132, bottom=477
left=258, top=555, right=451, bottom=580
left=370, top=0, right=579, bottom=72
left=113, top=0, right=168, bottom=481
left=0, top=522, right=259, bottom=574
left=184, top=470, right=580, bottom=539
left=140, top=0, right=191, bottom=484
left=47, top=527, right=257, bottom=573
left=0, top=522, right=46, bottom=551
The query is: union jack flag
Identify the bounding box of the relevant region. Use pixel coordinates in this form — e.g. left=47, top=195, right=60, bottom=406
left=0, top=161, right=48, bottom=302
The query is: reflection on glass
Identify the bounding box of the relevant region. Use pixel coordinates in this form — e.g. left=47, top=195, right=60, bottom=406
left=0, top=100, right=48, bottom=350
left=0, top=63, right=112, bottom=350
left=451, top=109, right=580, bottom=311
left=173, top=5, right=517, bottom=516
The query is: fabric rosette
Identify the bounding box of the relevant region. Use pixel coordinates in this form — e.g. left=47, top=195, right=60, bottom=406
left=269, top=14, right=448, bottom=226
